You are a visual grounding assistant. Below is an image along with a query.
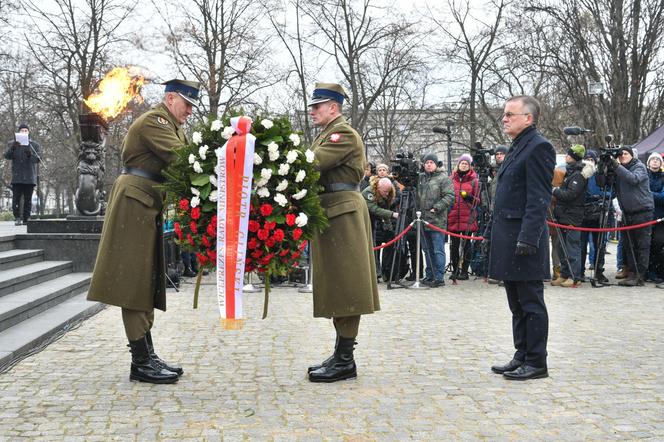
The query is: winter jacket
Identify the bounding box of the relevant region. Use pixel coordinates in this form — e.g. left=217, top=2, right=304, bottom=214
left=417, top=168, right=454, bottom=228
left=4, top=140, right=41, bottom=185
left=583, top=174, right=613, bottom=223
left=614, top=158, right=654, bottom=215
left=649, top=169, right=664, bottom=219
left=447, top=168, right=480, bottom=232
left=553, top=160, right=595, bottom=226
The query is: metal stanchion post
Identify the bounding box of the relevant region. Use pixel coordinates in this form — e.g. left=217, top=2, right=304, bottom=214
left=298, top=251, right=313, bottom=293
left=409, top=211, right=429, bottom=290
left=243, top=271, right=261, bottom=293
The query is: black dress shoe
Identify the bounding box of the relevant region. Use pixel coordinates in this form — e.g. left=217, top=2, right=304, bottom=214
left=491, top=358, right=523, bottom=374
left=503, top=364, right=548, bottom=380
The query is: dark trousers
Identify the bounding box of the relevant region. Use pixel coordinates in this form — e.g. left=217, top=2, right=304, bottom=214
left=622, top=211, right=653, bottom=277
left=12, top=183, right=34, bottom=222
left=503, top=280, right=548, bottom=368
left=580, top=219, right=607, bottom=274
left=648, top=223, right=664, bottom=278
left=557, top=229, right=582, bottom=280
left=450, top=234, right=472, bottom=275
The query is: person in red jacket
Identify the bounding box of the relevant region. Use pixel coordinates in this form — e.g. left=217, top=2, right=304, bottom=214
left=448, top=153, right=480, bottom=280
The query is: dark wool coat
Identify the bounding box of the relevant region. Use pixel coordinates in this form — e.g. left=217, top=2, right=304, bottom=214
left=311, top=115, right=380, bottom=318
left=87, top=103, right=186, bottom=311
left=4, top=140, right=41, bottom=185
left=447, top=168, right=480, bottom=232
left=649, top=170, right=664, bottom=219
left=487, top=126, right=556, bottom=281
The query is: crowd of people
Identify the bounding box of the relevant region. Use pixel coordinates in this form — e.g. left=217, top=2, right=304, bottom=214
left=362, top=134, right=664, bottom=290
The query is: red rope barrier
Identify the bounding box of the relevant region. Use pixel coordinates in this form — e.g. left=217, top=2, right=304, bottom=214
left=424, top=222, right=483, bottom=240
left=372, top=224, right=413, bottom=251
left=547, top=218, right=663, bottom=232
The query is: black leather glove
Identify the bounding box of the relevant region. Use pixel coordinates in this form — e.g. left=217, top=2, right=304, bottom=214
left=610, top=157, right=620, bottom=171
left=515, top=241, right=537, bottom=256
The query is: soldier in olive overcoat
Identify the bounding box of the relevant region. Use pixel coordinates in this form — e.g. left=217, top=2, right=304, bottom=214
left=307, top=82, right=380, bottom=383
left=87, top=79, right=200, bottom=384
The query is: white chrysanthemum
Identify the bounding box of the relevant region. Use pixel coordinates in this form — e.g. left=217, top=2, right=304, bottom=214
left=261, top=119, right=273, bottom=129
left=192, top=131, right=202, bottom=145
left=295, top=170, right=306, bottom=183
left=292, top=189, right=307, bottom=200
left=305, top=149, right=315, bottom=163
left=193, top=161, right=203, bottom=173
left=267, top=142, right=279, bottom=161
left=199, top=145, right=209, bottom=160
left=210, top=119, right=223, bottom=131
left=254, top=153, right=263, bottom=165
left=276, top=179, right=288, bottom=192
left=277, top=163, right=290, bottom=176
left=191, top=195, right=201, bottom=208
left=209, top=175, right=217, bottom=187
left=257, top=187, right=270, bottom=198
left=295, top=212, right=308, bottom=227
left=260, top=168, right=273, bottom=180
left=286, top=150, right=298, bottom=164
left=274, top=193, right=288, bottom=207
left=188, top=153, right=196, bottom=164
left=208, top=190, right=218, bottom=202
left=255, top=178, right=268, bottom=188
left=191, top=187, right=200, bottom=196
left=222, top=126, right=235, bottom=139
left=289, top=133, right=301, bottom=146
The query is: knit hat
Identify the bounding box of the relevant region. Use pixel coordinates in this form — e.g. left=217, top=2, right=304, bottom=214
left=567, top=144, right=586, bottom=161
left=647, top=152, right=663, bottom=168
left=494, top=145, right=508, bottom=155
left=18, top=123, right=29, bottom=131
left=618, top=145, right=634, bottom=158
left=422, top=152, right=438, bottom=164
left=457, top=153, right=473, bottom=165
left=583, top=149, right=598, bottom=162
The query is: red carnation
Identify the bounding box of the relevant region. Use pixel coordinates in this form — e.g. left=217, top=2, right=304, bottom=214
left=260, top=203, right=273, bottom=217
left=211, top=215, right=217, bottom=225
left=273, top=229, right=285, bottom=242
left=264, top=221, right=276, bottom=231
left=174, top=222, right=182, bottom=240
left=207, top=222, right=216, bottom=237
left=201, top=235, right=211, bottom=248
left=266, top=238, right=276, bottom=248
left=248, top=220, right=260, bottom=232
left=187, top=234, right=195, bottom=246
left=292, top=228, right=303, bottom=240
left=190, top=221, right=198, bottom=234
left=248, top=238, right=259, bottom=249
left=196, top=252, right=209, bottom=266
left=299, top=240, right=308, bottom=250
left=257, top=229, right=269, bottom=240
left=179, top=199, right=189, bottom=211
left=291, top=250, right=301, bottom=259
left=206, top=249, right=216, bottom=262
left=251, top=250, right=263, bottom=258
left=191, top=206, right=201, bottom=220
left=285, top=213, right=296, bottom=226
left=279, top=249, right=289, bottom=256
left=260, top=256, right=271, bottom=265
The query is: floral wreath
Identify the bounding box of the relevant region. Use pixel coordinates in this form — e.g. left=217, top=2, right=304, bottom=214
left=163, top=114, right=327, bottom=306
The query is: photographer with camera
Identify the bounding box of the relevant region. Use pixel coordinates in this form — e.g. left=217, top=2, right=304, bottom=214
left=360, top=161, right=375, bottom=191
left=605, top=146, right=654, bottom=286
left=362, top=177, right=399, bottom=281
left=417, top=152, right=455, bottom=287
left=550, top=144, right=595, bottom=287
left=448, top=153, right=480, bottom=280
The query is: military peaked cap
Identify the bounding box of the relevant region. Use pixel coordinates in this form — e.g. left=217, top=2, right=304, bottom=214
left=162, top=79, right=201, bottom=105
left=308, top=82, right=349, bottom=106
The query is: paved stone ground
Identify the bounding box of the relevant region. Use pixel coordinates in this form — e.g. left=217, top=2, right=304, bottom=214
left=0, top=242, right=663, bottom=440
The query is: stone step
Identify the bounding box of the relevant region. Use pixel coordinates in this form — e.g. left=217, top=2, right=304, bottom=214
left=0, top=249, right=44, bottom=271
left=0, top=236, right=15, bottom=253
left=0, top=292, right=104, bottom=370
left=0, top=273, right=92, bottom=333
left=0, top=261, right=74, bottom=298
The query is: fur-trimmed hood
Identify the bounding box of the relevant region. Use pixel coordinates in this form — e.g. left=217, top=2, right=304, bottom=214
left=581, top=159, right=596, bottom=179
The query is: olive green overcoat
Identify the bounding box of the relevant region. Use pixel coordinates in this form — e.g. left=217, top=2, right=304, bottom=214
left=87, top=103, right=186, bottom=312
left=311, top=115, right=380, bottom=318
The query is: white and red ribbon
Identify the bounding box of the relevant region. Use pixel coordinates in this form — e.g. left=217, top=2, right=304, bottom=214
left=216, top=116, right=254, bottom=329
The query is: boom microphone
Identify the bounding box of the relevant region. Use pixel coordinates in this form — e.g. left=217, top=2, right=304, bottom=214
left=563, top=126, right=593, bottom=136
left=432, top=126, right=449, bottom=135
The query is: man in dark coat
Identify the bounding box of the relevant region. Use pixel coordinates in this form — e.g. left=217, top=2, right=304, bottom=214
left=484, top=95, right=555, bottom=380
left=88, top=79, right=200, bottom=384
left=307, top=82, right=380, bottom=383
left=4, top=123, right=41, bottom=225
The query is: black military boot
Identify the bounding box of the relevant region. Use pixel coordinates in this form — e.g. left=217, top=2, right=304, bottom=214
left=307, top=333, right=339, bottom=373
left=128, top=336, right=179, bottom=384
left=308, top=337, right=357, bottom=383
left=145, top=331, right=183, bottom=376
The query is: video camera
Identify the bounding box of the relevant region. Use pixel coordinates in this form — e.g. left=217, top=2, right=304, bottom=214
left=470, top=142, right=495, bottom=177
left=390, top=152, right=420, bottom=188
left=598, top=134, right=621, bottom=159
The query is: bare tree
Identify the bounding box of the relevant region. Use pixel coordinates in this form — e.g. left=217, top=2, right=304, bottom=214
left=154, top=0, right=282, bottom=119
